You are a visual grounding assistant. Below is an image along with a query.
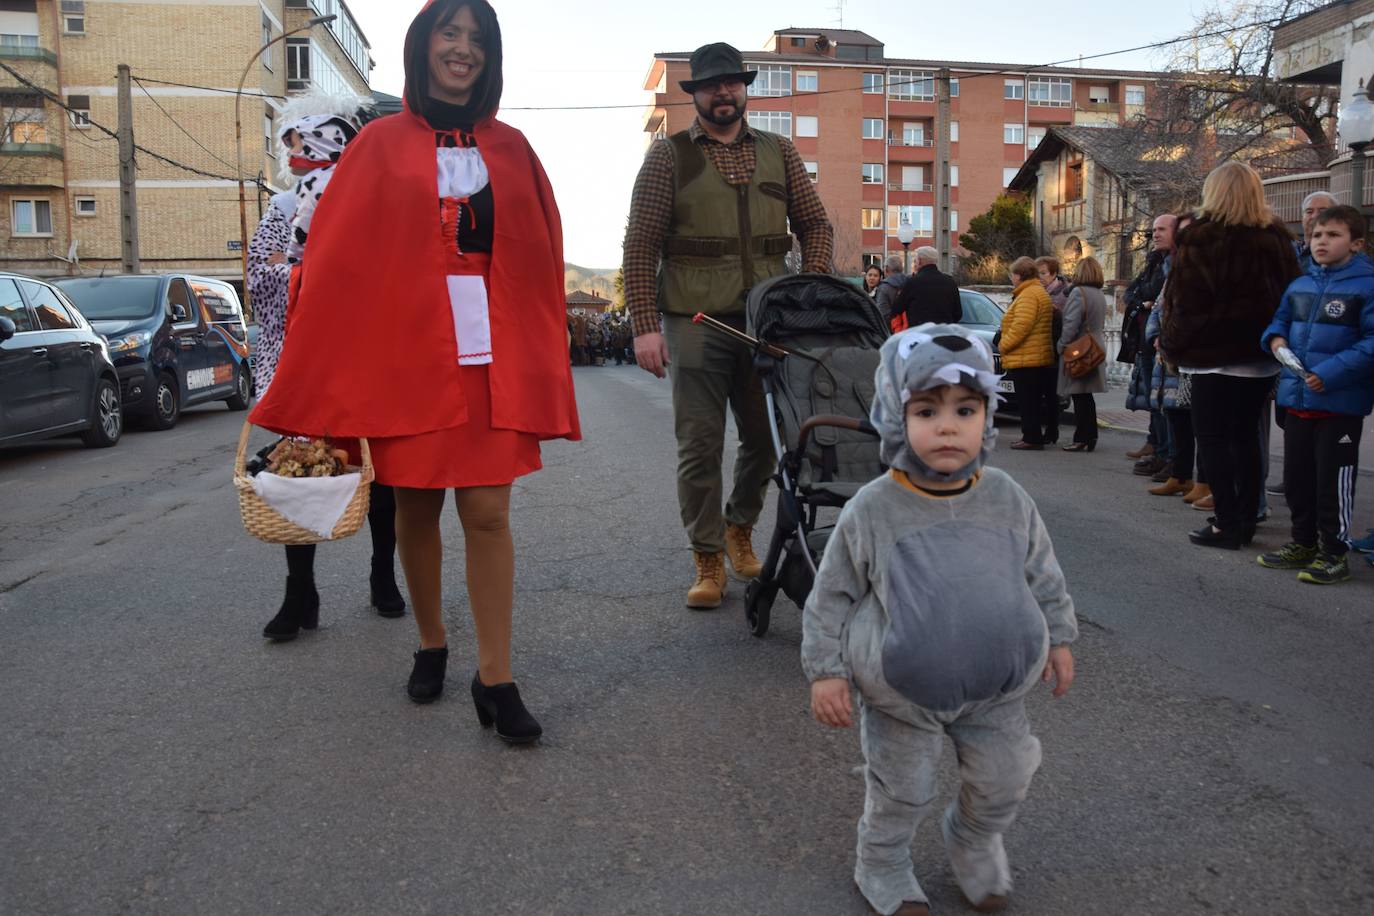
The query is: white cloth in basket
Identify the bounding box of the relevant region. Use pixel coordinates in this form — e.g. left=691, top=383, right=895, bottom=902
left=250, top=471, right=362, bottom=539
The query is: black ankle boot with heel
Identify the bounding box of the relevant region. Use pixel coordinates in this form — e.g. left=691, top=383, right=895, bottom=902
left=471, top=674, right=542, bottom=745
left=407, top=647, right=448, bottom=703
left=262, top=576, right=320, bottom=641
left=369, top=565, right=406, bottom=618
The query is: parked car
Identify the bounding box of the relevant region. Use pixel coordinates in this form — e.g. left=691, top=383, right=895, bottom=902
left=55, top=274, right=252, bottom=430
left=0, top=272, right=122, bottom=449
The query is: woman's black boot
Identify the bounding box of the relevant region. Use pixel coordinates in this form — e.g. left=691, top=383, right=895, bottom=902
left=262, top=576, right=320, bottom=641
left=370, top=566, right=406, bottom=618
left=407, top=647, right=448, bottom=703
left=471, top=674, right=543, bottom=745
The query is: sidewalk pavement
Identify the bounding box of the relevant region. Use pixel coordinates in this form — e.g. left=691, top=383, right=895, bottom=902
left=1094, top=392, right=1374, bottom=478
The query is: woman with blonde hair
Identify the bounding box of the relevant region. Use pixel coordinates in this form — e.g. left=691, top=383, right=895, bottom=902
left=1000, top=256, right=1057, bottom=449
left=1160, top=161, right=1299, bottom=549
left=1057, top=256, right=1107, bottom=451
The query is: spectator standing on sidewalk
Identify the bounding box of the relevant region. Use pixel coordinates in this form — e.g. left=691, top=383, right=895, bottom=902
left=623, top=41, right=833, bottom=610
left=1057, top=256, right=1107, bottom=452
left=1161, top=162, right=1300, bottom=550
left=1001, top=256, right=1057, bottom=450
left=1122, top=215, right=1176, bottom=473
left=1259, top=205, right=1374, bottom=584
left=875, top=255, right=907, bottom=323
left=863, top=264, right=883, bottom=302
left=890, top=246, right=961, bottom=332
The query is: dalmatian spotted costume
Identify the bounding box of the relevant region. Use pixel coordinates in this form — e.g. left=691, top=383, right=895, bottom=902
left=801, top=325, right=1078, bottom=915
left=246, top=91, right=369, bottom=398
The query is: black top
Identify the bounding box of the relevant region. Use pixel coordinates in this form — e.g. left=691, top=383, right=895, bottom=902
left=423, top=96, right=494, bottom=254
left=893, top=264, right=962, bottom=327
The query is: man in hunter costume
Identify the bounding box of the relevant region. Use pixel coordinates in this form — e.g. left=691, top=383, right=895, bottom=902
left=623, top=42, right=833, bottom=609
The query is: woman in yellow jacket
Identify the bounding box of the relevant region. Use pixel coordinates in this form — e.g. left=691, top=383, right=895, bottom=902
left=999, top=256, right=1058, bottom=450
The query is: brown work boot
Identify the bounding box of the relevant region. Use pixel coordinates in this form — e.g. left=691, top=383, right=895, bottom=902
left=1126, top=440, right=1155, bottom=459
left=724, top=524, right=764, bottom=579
left=1192, top=494, right=1215, bottom=511
left=686, top=551, right=727, bottom=609
left=1149, top=477, right=1193, bottom=496
left=1182, top=482, right=1211, bottom=504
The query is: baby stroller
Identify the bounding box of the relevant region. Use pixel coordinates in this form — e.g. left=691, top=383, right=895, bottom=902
left=696, top=273, right=888, bottom=637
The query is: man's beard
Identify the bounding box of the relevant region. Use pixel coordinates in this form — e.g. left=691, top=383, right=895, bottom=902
left=696, top=95, right=744, bottom=127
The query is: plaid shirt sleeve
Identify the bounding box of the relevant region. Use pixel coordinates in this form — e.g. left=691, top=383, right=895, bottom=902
left=622, top=139, right=674, bottom=338
left=779, top=138, right=834, bottom=274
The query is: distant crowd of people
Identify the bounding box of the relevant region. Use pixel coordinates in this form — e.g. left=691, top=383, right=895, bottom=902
left=567, top=309, right=633, bottom=366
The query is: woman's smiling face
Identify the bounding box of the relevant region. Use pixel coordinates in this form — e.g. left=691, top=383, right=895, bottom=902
left=427, top=5, right=485, bottom=105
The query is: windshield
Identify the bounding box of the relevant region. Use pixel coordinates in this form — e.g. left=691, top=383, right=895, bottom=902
left=56, top=277, right=163, bottom=321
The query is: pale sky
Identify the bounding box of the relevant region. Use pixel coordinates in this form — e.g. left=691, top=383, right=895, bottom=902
left=346, top=0, right=1210, bottom=268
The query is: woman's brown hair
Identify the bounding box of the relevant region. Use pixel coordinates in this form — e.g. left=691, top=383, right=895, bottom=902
left=1197, top=161, right=1272, bottom=228
left=403, top=0, right=504, bottom=121
left=1071, top=256, right=1104, bottom=288
left=1034, top=255, right=1061, bottom=276
left=1010, top=256, right=1038, bottom=282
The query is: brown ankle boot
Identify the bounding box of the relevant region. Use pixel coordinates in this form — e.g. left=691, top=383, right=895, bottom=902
left=1126, top=440, right=1155, bottom=459
left=1148, top=477, right=1192, bottom=496
left=1182, top=482, right=1211, bottom=504
left=686, top=552, right=727, bottom=609
left=724, top=524, right=763, bottom=579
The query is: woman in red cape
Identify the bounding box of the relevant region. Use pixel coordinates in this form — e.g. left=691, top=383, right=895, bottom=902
left=249, top=0, right=579, bottom=744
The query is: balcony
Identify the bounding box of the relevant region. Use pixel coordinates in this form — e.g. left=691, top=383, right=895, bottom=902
left=889, top=182, right=933, bottom=192
left=1052, top=200, right=1086, bottom=233
left=0, top=45, right=58, bottom=67
left=1, top=141, right=62, bottom=158
left=1079, top=101, right=1117, bottom=113
left=887, top=135, right=933, bottom=147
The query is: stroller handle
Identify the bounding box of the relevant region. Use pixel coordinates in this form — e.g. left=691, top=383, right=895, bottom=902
left=796, top=414, right=879, bottom=452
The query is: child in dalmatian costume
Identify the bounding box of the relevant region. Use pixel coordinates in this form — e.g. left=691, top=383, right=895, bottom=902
left=279, top=91, right=369, bottom=265
left=802, top=325, right=1078, bottom=916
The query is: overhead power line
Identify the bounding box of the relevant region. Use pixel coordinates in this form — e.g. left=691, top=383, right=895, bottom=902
left=132, top=76, right=240, bottom=173
left=129, top=75, right=286, bottom=101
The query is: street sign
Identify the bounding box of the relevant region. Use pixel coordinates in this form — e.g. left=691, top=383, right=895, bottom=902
left=227, top=240, right=243, bottom=251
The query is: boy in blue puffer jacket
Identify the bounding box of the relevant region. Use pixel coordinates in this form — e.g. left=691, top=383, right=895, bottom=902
left=1260, top=205, right=1374, bottom=583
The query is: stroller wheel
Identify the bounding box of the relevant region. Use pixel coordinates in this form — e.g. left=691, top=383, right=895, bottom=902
left=745, top=578, right=778, bottom=638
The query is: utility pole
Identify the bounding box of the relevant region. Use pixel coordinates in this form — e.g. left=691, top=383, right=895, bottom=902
left=116, top=64, right=139, bottom=273
left=935, top=67, right=952, bottom=274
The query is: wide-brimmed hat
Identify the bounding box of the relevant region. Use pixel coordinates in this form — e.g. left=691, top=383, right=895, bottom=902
left=679, top=43, right=757, bottom=93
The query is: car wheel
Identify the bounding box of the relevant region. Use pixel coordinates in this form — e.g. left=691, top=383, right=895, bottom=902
left=224, top=363, right=251, bottom=411
left=81, top=377, right=123, bottom=448
left=149, top=372, right=180, bottom=430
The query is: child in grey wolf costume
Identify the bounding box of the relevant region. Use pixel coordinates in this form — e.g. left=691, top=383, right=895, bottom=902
left=801, top=325, right=1078, bottom=915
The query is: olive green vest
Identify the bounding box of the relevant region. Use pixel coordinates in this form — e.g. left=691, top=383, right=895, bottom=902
left=658, top=128, right=793, bottom=316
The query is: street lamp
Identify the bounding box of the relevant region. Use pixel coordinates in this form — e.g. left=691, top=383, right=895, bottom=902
left=897, top=221, right=916, bottom=274
left=1337, top=79, right=1374, bottom=216
left=235, top=13, right=337, bottom=317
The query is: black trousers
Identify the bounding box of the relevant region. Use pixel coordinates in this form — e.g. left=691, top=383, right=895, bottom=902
left=1191, top=374, right=1271, bottom=536
left=1283, top=413, right=1363, bottom=556
left=1165, top=407, right=1195, bottom=480
left=1070, top=393, right=1097, bottom=444
left=1042, top=375, right=1061, bottom=443
left=1009, top=367, right=1053, bottom=444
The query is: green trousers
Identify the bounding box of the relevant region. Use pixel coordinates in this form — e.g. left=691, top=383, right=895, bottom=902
left=662, top=312, right=776, bottom=554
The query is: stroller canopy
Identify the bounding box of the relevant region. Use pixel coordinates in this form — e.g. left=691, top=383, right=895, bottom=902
left=747, top=273, right=888, bottom=349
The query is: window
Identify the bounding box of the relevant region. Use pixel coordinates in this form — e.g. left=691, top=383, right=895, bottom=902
left=166, top=280, right=196, bottom=322
left=263, top=108, right=274, bottom=154
left=790, top=36, right=806, bottom=48
left=862, top=72, right=883, bottom=94
left=1003, top=167, right=1019, bottom=187
left=862, top=117, right=883, bottom=140
left=950, top=78, right=959, bottom=98
left=1125, top=84, right=1146, bottom=106
left=10, top=198, right=52, bottom=236
left=950, top=165, right=959, bottom=187
left=862, top=252, right=884, bottom=270
left=67, top=95, right=90, bottom=128
left=899, top=165, right=925, bottom=190
left=746, top=110, right=792, bottom=137
left=1028, top=77, right=1072, bottom=107
left=861, top=208, right=883, bottom=230
left=950, top=209, right=959, bottom=232
left=796, top=115, right=818, bottom=137
left=861, top=163, right=884, bottom=184
left=888, top=205, right=933, bottom=233
left=21, top=280, right=78, bottom=331
left=0, top=277, right=33, bottom=332
left=746, top=64, right=791, bottom=97
left=1089, top=85, right=1110, bottom=104
left=803, top=160, right=818, bottom=183
left=286, top=38, right=310, bottom=90
left=796, top=70, right=817, bottom=92
left=901, top=122, right=926, bottom=146
left=1065, top=160, right=1084, bottom=201
left=1004, top=123, right=1024, bottom=144
left=889, top=69, right=933, bottom=101
left=74, top=196, right=96, bottom=217
left=1, top=94, right=45, bottom=144
left=949, top=120, right=959, bottom=142
left=1004, top=79, right=1024, bottom=100
left=261, top=14, right=274, bottom=71
left=64, top=14, right=83, bottom=33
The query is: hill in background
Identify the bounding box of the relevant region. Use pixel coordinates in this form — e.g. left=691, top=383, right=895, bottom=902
left=565, top=263, right=619, bottom=303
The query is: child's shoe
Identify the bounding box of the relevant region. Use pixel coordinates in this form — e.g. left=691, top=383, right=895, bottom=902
left=1298, top=553, right=1351, bottom=585
left=1257, top=542, right=1318, bottom=570
left=1350, top=528, right=1374, bottom=553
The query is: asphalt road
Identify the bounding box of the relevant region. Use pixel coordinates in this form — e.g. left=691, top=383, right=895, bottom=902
left=2, top=368, right=1372, bottom=916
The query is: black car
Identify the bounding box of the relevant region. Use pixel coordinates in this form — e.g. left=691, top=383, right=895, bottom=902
left=56, top=274, right=252, bottom=429
left=0, top=272, right=122, bottom=449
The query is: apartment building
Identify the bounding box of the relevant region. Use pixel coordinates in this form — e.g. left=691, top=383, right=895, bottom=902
left=0, top=0, right=372, bottom=282
left=643, top=27, right=1165, bottom=273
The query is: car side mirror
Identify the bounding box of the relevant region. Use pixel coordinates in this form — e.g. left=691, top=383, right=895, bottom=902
left=0, top=316, right=14, bottom=342
left=171, top=304, right=188, bottom=322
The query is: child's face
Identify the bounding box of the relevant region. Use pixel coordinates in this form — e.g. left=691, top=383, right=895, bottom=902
left=1310, top=221, right=1364, bottom=266
left=903, top=383, right=987, bottom=479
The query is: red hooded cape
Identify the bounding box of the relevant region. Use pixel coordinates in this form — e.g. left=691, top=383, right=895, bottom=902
left=248, top=105, right=581, bottom=444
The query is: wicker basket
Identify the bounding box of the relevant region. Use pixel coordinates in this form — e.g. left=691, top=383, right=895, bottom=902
left=233, top=421, right=374, bottom=544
